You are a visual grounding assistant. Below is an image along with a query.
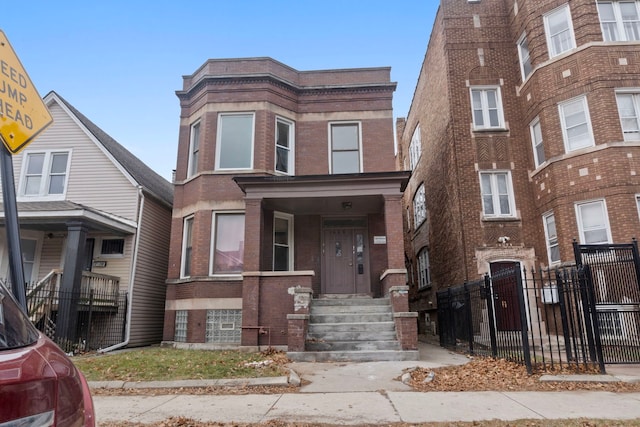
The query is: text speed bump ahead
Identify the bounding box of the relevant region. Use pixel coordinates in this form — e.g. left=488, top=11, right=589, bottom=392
left=0, top=30, right=52, bottom=154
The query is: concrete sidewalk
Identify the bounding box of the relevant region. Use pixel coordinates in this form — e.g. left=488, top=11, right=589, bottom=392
left=92, top=342, right=640, bottom=425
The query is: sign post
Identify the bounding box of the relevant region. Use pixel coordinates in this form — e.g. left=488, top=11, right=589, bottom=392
left=0, top=30, right=53, bottom=310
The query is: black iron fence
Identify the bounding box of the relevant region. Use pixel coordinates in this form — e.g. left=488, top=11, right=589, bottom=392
left=438, top=265, right=606, bottom=374
left=26, top=285, right=127, bottom=353
left=438, top=241, right=640, bottom=373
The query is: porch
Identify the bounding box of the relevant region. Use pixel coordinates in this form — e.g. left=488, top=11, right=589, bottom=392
left=234, top=171, right=417, bottom=360
left=25, top=269, right=127, bottom=353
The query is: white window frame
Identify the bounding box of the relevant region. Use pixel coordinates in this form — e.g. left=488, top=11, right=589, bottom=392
left=543, top=212, right=561, bottom=265
left=409, top=125, right=422, bottom=170
left=636, top=194, right=640, bottom=221
left=187, top=120, right=201, bottom=178
left=328, top=121, right=363, bottom=174
left=530, top=117, right=545, bottom=167
left=615, top=90, right=640, bottom=141
left=517, top=33, right=533, bottom=81
left=417, top=248, right=431, bottom=290
left=597, top=1, right=640, bottom=42
left=181, top=216, right=194, bottom=278
left=544, top=4, right=577, bottom=58
left=273, top=212, right=294, bottom=271
left=215, top=112, right=255, bottom=171
left=275, top=116, right=295, bottom=175
left=470, top=87, right=505, bottom=130
left=18, top=149, right=72, bottom=201
left=575, top=199, right=613, bottom=244
left=413, top=184, right=426, bottom=228
left=479, top=171, right=516, bottom=218
left=558, top=96, right=595, bottom=153
left=209, top=211, right=245, bottom=276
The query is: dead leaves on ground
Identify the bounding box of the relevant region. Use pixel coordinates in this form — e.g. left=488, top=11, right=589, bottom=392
left=406, top=357, right=640, bottom=392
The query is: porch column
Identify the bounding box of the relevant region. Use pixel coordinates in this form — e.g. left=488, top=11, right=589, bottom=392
left=241, top=198, right=263, bottom=347
left=55, top=221, right=88, bottom=350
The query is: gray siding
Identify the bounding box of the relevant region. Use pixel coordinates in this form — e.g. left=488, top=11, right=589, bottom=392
left=128, top=195, right=172, bottom=347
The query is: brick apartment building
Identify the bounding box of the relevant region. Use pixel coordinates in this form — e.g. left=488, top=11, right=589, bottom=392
left=163, top=58, right=417, bottom=360
left=397, top=0, right=640, bottom=334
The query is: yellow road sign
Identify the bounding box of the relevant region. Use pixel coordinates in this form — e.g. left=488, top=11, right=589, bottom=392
left=0, top=30, right=52, bottom=154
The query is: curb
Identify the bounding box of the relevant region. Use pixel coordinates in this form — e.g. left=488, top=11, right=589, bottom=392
left=89, top=375, right=291, bottom=389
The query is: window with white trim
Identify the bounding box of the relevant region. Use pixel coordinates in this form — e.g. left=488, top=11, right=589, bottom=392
left=181, top=216, right=194, bottom=278
left=575, top=200, right=612, bottom=244
left=330, top=122, right=361, bottom=174
left=616, top=92, right=640, bottom=141
left=211, top=212, right=245, bottom=274
left=273, top=212, right=294, bottom=271
left=275, top=117, right=294, bottom=175
left=543, top=213, right=561, bottom=265
left=417, top=248, right=431, bottom=289
left=479, top=171, right=516, bottom=218
left=215, top=113, right=254, bottom=170
left=100, top=238, right=125, bottom=257
left=470, top=87, right=504, bottom=130
left=413, top=184, right=426, bottom=228
left=409, top=125, right=422, bottom=170
left=20, top=151, right=70, bottom=199
left=544, top=5, right=576, bottom=58
left=187, top=121, right=201, bottom=178
left=530, top=117, right=545, bottom=167
left=636, top=195, right=640, bottom=220
left=598, top=1, right=640, bottom=42
left=517, top=33, right=533, bottom=81
left=559, top=96, right=594, bottom=152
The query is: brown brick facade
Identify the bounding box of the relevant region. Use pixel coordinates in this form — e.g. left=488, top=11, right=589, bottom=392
left=164, top=58, right=415, bottom=349
left=399, top=0, right=640, bottom=335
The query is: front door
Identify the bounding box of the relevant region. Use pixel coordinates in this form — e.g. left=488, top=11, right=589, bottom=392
left=490, top=261, right=522, bottom=331
left=322, top=220, right=370, bottom=294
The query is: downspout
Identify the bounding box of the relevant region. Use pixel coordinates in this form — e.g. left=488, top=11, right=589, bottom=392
left=99, top=186, right=144, bottom=353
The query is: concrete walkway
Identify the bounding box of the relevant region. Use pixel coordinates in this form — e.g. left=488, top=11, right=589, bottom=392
left=92, top=342, right=640, bottom=425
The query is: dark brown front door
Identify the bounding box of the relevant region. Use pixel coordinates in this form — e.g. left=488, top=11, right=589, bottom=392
left=322, top=224, right=370, bottom=294
left=490, top=261, right=522, bottom=331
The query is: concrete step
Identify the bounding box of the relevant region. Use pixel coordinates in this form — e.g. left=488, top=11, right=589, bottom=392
left=309, top=313, right=393, bottom=323
left=306, top=340, right=401, bottom=352
left=307, top=329, right=398, bottom=342
left=287, top=349, right=420, bottom=362
left=308, top=321, right=396, bottom=333
left=312, top=297, right=390, bottom=307
left=310, top=304, right=392, bottom=314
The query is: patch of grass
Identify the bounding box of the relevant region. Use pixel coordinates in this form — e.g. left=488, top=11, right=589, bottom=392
left=72, top=347, right=288, bottom=382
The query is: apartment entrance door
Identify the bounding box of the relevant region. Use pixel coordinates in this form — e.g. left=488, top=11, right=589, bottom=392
left=322, top=219, right=369, bottom=294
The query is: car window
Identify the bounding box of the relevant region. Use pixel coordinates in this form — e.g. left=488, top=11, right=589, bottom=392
left=0, top=282, right=39, bottom=350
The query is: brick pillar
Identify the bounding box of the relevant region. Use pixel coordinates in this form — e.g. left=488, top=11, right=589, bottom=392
left=383, top=194, right=405, bottom=270
left=390, top=286, right=418, bottom=350
left=287, top=287, right=313, bottom=352
left=241, top=198, right=263, bottom=347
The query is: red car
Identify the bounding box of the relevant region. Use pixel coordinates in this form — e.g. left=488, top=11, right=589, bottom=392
left=0, top=281, right=95, bottom=426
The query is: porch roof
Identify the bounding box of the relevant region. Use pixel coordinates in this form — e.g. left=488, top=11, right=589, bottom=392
left=0, top=200, right=136, bottom=235
left=233, top=171, right=410, bottom=215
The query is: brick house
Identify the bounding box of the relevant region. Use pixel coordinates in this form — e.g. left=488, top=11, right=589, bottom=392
left=397, top=0, right=640, bottom=335
left=164, top=58, right=417, bottom=360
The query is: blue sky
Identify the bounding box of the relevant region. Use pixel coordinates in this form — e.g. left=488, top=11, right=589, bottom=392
left=2, top=1, right=438, bottom=180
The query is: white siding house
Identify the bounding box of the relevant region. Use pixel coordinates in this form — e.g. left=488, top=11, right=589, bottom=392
left=0, top=91, right=173, bottom=350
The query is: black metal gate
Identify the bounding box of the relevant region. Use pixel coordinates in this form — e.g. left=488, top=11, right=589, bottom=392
left=574, top=241, right=640, bottom=364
